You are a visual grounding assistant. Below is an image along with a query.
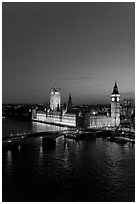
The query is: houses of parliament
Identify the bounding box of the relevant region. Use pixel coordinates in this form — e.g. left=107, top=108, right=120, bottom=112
left=32, top=82, right=122, bottom=129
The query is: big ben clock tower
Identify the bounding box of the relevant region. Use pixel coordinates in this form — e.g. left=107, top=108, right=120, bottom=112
left=111, top=82, right=120, bottom=127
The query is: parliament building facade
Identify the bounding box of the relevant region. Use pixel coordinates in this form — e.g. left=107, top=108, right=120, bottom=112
left=32, top=82, right=121, bottom=128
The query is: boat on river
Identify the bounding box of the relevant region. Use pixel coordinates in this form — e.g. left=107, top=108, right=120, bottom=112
left=64, top=130, right=96, bottom=140
left=108, top=135, right=135, bottom=144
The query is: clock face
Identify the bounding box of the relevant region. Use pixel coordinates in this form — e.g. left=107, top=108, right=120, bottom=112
left=117, top=97, right=120, bottom=102
left=112, top=97, right=115, bottom=101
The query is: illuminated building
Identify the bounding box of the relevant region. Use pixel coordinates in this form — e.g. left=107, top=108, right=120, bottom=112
left=50, top=87, right=61, bottom=111
left=111, top=82, right=120, bottom=126
left=32, top=82, right=121, bottom=128
left=35, top=111, right=76, bottom=127
left=32, top=87, right=76, bottom=127
left=89, top=82, right=120, bottom=128
left=89, top=115, right=111, bottom=128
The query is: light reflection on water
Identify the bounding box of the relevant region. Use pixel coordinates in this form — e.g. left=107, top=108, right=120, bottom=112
left=6, top=150, right=12, bottom=172
left=2, top=119, right=135, bottom=202
left=32, top=121, right=65, bottom=132
left=2, top=118, right=66, bottom=137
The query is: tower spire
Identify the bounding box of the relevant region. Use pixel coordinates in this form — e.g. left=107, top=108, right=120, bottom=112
left=69, top=93, right=72, bottom=100
left=67, top=93, right=73, bottom=112
left=112, top=81, right=119, bottom=94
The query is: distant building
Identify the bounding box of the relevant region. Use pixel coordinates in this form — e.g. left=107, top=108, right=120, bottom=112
left=50, top=87, right=61, bottom=111
left=89, top=115, right=111, bottom=128
left=123, top=99, right=134, bottom=106
left=131, top=110, right=135, bottom=126
left=121, top=99, right=134, bottom=118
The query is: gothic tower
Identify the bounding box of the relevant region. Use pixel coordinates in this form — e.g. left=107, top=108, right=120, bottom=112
left=111, top=82, right=120, bottom=127
left=67, top=93, right=73, bottom=112
left=50, top=87, right=61, bottom=111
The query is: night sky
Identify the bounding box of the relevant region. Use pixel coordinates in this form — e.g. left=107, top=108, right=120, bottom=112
left=2, top=2, right=135, bottom=104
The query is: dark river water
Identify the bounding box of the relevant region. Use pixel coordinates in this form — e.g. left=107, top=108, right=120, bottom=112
left=2, top=118, right=135, bottom=202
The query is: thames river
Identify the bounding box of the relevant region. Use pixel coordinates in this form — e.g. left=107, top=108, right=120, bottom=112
left=2, top=118, right=135, bottom=202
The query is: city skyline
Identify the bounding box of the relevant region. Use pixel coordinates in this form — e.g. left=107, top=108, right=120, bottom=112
left=3, top=2, right=135, bottom=104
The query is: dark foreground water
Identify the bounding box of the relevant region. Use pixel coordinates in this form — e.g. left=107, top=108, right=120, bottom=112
left=2, top=118, right=135, bottom=202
